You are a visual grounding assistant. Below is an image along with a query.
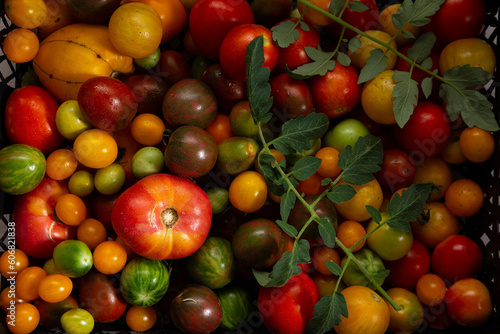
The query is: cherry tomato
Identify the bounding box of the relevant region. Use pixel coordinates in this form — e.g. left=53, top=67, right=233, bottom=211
left=55, top=193, right=87, bottom=226
left=374, top=148, right=416, bottom=194
left=92, top=240, right=128, bottom=275
left=445, top=278, right=493, bottom=327
left=384, top=287, right=424, bottom=334
left=459, top=126, right=495, bottom=163
left=416, top=273, right=447, bottom=307
left=76, top=218, right=108, bottom=250
left=15, top=266, right=47, bottom=301
left=229, top=170, right=268, bottom=213
left=0, top=248, right=29, bottom=279
left=444, top=178, right=484, bottom=218
left=73, top=129, right=118, bottom=169
left=126, top=305, right=158, bottom=332
left=6, top=302, right=40, bottom=334
left=439, top=37, right=496, bottom=76
left=431, top=235, right=483, bottom=283
left=38, top=273, right=74, bottom=303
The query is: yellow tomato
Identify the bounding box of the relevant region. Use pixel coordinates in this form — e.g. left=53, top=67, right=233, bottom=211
left=349, top=30, right=398, bottom=71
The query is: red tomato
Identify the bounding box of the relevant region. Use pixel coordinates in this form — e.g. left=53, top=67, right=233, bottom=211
left=393, top=101, right=451, bottom=160
left=219, top=23, right=279, bottom=82
left=270, top=73, right=314, bottom=122
left=383, top=239, right=431, bottom=291
left=189, top=0, right=254, bottom=61
left=306, top=59, right=361, bottom=118
left=374, top=148, right=416, bottom=194
left=423, top=0, right=486, bottom=48
left=112, top=173, right=212, bottom=260
left=258, top=272, right=320, bottom=334
left=273, top=18, right=321, bottom=73
left=13, top=177, right=77, bottom=259
left=325, top=0, right=379, bottom=40
left=4, top=85, right=63, bottom=154
left=431, top=235, right=483, bottom=283
left=445, top=278, right=493, bottom=327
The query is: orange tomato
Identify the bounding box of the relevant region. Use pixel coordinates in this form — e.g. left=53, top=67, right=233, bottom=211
left=334, top=285, right=391, bottom=334
left=37, top=273, right=73, bottom=303
left=378, top=4, right=422, bottom=47
left=336, top=220, right=366, bottom=252
left=444, top=178, right=484, bottom=217
left=312, top=246, right=341, bottom=276
left=440, top=129, right=468, bottom=165
left=416, top=273, right=447, bottom=306
left=0, top=248, right=29, bottom=279
left=204, top=113, right=235, bottom=145
left=125, top=305, right=158, bottom=332
left=459, top=126, right=495, bottom=163
left=296, top=172, right=328, bottom=197
left=45, top=148, right=79, bottom=181
left=349, top=30, right=398, bottom=70
left=3, top=28, right=40, bottom=64
left=93, top=240, right=128, bottom=275
left=361, top=70, right=398, bottom=125
left=334, top=178, right=384, bottom=222
left=412, top=155, right=453, bottom=201
left=0, top=286, right=26, bottom=313
left=4, top=0, right=47, bottom=29
left=229, top=170, right=268, bottom=213
left=55, top=193, right=87, bottom=226
left=73, top=129, right=118, bottom=169
left=77, top=218, right=108, bottom=250
left=297, top=0, right=333, bottom=26
left=7, top=302, right=40, bottom=334
left=15, top=266, right=47, bottom=301
left=122, top=0, right=189, bottom=44
left=130, top=113, right=166, bottom=146
left=315, top=146, right=341, bottom=178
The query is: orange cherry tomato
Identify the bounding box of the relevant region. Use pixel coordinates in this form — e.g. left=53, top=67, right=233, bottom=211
left=125, top=305, right=158, bottom=332
left=37, top=273, right=73, bottom=303
left=15, top=266, right=47, bottom=301
left=77, top=218, right=108, bottom=250
left=416, top=273, right=447, bottom=306
left=55, top=193, right=87, bottom=226
left=6, top=302, right=40, bottom=334
left=336, top=220, right=367, bottom=252
left=3, top=28, right=40, bottom=63
left=459, top=126, right=495, bottom=163
left=93, top=240, right=128, bottom=275
left=444, top=178, right=484, bottom=218
left=0, top=248, right=29, bottom=279
left=229, top=170, right=268, bottom=213
left=315, top=146, right=341, bottom=179
left=312, top=246, right=341, bottom=276
left=45, top=148, right=79, bottom=181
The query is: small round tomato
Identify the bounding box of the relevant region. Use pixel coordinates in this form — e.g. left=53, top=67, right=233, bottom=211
left=416, top=273, right=447, bottom=307
left=46, top=149, right=79, bottom=181
left=412, top=155, right=454, bottom=201
left=423, top=0, right=486, bottom=47
left=361, top=70, right=398, bottom=125
left=6, top=302, right=40, bottom=334
left=341, top=248, right=386, bottom=288
left=383, top=239, right=431, bottom=291
left=38, top=273, right=74, bottom=303
left=73, top=129, right=118, bottom=169
left=312, top=246, right=341, bottom=275
left=93, top=240, right=128, bottom=275
left=15, top=266, right=47, bottom=301
left=94, top=163, right=126, bottom=195
left=378, top=4, right=422, bottom=47
left=444, top=178, right=484, bottom=218
left=258, top=272, right=320, bottom=334
left=229, top=170, right=268, bottom=213
left=297, top=0, right=333, bottom=26
left=324, top=118, right=370, bottom=153
left=459, top=126, right=495, bottom=163
left=0, top=248, right=29, bottom=279
left=60, top=308, right=95, bottom=334
left=77, top=218, right=107, bottom=250
left=386, top=288, right=425, bottom=333
left=445, top=278, right=493, bottom=327
left=366, top=212, right=414, bottom=261
left=52, top=240, right=93, bottom=278
left=393, top=101, right=451, bottom=160
left=204, top=113, right=235, bottom=145
left=315, top=146, right=341, bottom=179
left=55, top=193, right=87, bottom=226
left=334, top=178, right=384, bottom=222
left=431, top=235, right=483, bottom=283
left=336, top=220, right=366, bottom=252
left=349, top=30, right=398, bottom=70
left=219, top=23, right=279, bottom=82
left=126, top=305, right=158, bottom=332
left=270, top=73, right=314, bottom=122
left=3, top=28, right=40, bottom=63
left=4, top=0, right=47, bottom=29
left=439, top=37, right=496, bottom=76
left=374, top=148, right=416, bottom=193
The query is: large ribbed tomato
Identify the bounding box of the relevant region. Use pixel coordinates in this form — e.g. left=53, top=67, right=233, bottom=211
left=111, top=173, right=212, bottom=260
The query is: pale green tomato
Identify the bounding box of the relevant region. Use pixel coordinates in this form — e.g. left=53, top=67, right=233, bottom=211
left=68, top=170, right=95, bottom=197
left=134, top=48, right=161, bottom=69
left=206, top=187, right=230, bottom=214
left=94, top=163, right=126, bottom=195
left=55, top=100, right=92, bottom=140
left=43, top=258, right=59, bottom=275
left=60, top=308, right=94, bottom=334
left=324, top=118, right=370, bottom=152
left=131, top=146, right=165, bottom=179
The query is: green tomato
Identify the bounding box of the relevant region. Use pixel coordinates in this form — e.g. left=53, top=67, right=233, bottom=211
left=55, top=100, right=92, bottom=140
left=60, top=308, right=95, bottom=334
left=42, top=258, right=59, bottom=275
left=323, top=118, right=370, bottom=152
left=94, top=163, right=126, bottom=195
left=134, top=47, right=161, bottom=69
left=206, top=187, right=230, bottom=215
left=68, top=170, right=94, bottom=197
left=131, top=146, right=165, bottom=180
left=341, top=248, right=386, bottom=288
left=366, top=212, right=414, bottom=261
left=53, top=240, right=93, bottom=278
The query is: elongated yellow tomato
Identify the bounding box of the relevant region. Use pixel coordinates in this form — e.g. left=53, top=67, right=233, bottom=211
left=33, top=23, right=134, bottom=102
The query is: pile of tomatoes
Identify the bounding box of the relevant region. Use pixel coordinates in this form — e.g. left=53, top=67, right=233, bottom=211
left=0, top=0, right=498, bottom=334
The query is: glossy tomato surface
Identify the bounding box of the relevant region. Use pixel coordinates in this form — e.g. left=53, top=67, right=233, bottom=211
left=112, top=173, right=212, bottom=260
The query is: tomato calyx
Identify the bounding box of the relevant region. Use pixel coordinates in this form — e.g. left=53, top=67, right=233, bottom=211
left=416, top=208, right=431, bottom=226
left=161, top=207, right=179, bottom=228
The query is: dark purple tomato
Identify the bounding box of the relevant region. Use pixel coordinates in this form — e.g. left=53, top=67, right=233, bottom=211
left=170, top=284, right=223, bottom=333
left=250, top=0, right=293, bottom=27
left=231, top=218, right=284, bottom=270
left=374, top=148, right=416, bottom=193
left=78, top=270, right=128, bottom=323
left=273, top=18, right=321, bottom=73
left=162, top=78, right=217, bottom=128
left=156, top=49, right=192, bottom=87
left=270, top=73, right=314, bottom=123
left=164, top=125, right=217, bottom=178
left=186, top=236, right=235, bottom=289
left=200, top=63, right=247, bottom=113
left=288, top=195, right=338, bottom=246
left=124, top=74, right=169, bottom=116
left=78, top=76, right=138, bottom=132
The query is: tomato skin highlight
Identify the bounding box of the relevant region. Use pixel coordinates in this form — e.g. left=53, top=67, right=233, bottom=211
left=112, top=173, right=212, bottom=260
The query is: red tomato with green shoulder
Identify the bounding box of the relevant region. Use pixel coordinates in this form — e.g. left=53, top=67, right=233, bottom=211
left=189, top=0, right=254, bottom=61
left=393, top=101, right=451, bottom=159
left=258, top=272, right=320, bottom=334
left=423, top=0, right=486, bottom=48
left=445, top=278, right=493, bottom=327
left=111, top=173, right=212, bottom=260
left=4, top=85, right=63, bottom=154
left=219, top=23, right=279, bottom=82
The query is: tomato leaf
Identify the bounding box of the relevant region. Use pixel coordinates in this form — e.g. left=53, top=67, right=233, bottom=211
left=318, top=218, right=336, bottom=248
left=338, top=135, right=383, bottom=186
left=260, top=239, right=311, bottom=287
left=329, top=0, right=344, bottom=15
left=305, top=292, right=348, bottom=333
left=408, top=32, right=436, bottom=62
left=348, top=1, right=369, bottom=12
left=366, top=205, right=382, bottom=223
left=348, top=37, right=361, bottom=53
left=276, top=219, right=298, bottom=238
left=326, top=261, right=342, bottom=276
left=299, top=20, right=310, bottom=32
left=392, top=0, right=446, bottom=29
left=439, top=65, right=498, bottom=131
left=246, top=35, right=273, bottom=124
left=327, top=184, right=356, bottom=203
left=375, top=268, right=391, bottom=280
left=271, top=19, right=299, bottom=48
left=358, top=49, right=388, bottom=84
left=421, top=76, right=433, bottom=99
left=272, top=112, right=329, bottom=155
left=337, top=52, right=351, bottom=67
left=258, top=153, right=287, bottom=196
left=385, top=183, right=432, bottom=232
left=392, top=71, right=419, bottom=128
left=292, top=156, right=322, bottom=181
left=289, top=46, right=337, bottom=79
left=279, top=190, right=297, bottom=230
